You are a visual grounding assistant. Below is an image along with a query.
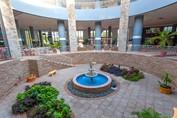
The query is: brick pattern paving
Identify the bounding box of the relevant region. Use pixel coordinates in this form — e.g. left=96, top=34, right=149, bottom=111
left=0, top=64, right=176, bottom=118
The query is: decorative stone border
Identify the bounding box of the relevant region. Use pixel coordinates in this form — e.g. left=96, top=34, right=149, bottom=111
left=65, top=77, right=120, bottom=100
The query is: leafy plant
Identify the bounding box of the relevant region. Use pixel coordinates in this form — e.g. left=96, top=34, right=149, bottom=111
left=32, top=81, right=51, bottom=87
left=12, top=82, right=72, bottom=117
left=33, top=98, right=72, bottom=118
left=12, top=102, right=29, bottom=114
left=16, top=93, right=26, bottom=102
left=100, top=63, right=110, bottom=71
left=50, top=41, right=62, bottom=49
left=121, top=67, right=144, bottom=81
left=158, top=72, right=172, bottom=88
left=13, top=82, right=59, bottom=114
left=83, top=39, right=89, bottom=45
left=100, top=64, right=122, bottom=76
left=131, top=107, right=170, bottom=118
left=143, top=40, right=151, bottom=47
left=150, top=31, right=177, bottom=47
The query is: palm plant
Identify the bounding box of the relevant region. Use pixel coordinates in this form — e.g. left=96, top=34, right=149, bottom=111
left=150, top=31, right=177, bottom=48
left=49, top=41, right=62, bottom=53
left=149, top=30, right=177, bottom=56
left=131, top=108, right=170, bottom=118
left=158, top=72, right=172, bottom=89
left=50, top=41, right=62, bottom=49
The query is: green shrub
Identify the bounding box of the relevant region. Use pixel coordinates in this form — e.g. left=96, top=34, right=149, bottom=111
left=121, top=67, right=144, bottom=81
left=12, top=82, right=72, bottom=118
left=33, top=98, right=72, bottom=118
left=17, top=85, right=59, bottom=103
left=100, top=64, right=110, bottom=71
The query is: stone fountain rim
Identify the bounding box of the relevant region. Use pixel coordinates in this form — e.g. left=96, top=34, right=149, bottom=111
left=72, top=72, right=112, bottom=89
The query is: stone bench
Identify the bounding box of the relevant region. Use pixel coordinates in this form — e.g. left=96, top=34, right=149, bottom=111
left=48, top=70, right=57, bottom=77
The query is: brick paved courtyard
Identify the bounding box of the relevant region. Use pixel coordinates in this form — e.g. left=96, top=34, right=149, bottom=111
left=0, top=64, right=177, bottom=118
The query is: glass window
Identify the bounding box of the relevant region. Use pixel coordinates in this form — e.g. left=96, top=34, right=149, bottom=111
left=76, top=31, right=83, bottom=40
left=164, top=26, right=172, bottom=32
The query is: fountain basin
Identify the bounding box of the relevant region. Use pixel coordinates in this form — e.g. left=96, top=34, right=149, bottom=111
left=73, top=72, right=112, bottom=93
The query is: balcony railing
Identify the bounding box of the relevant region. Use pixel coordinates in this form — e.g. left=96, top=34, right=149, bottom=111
left=61, top=0, right=137, bottom=9
left=127, top=44, right=177, bottom=56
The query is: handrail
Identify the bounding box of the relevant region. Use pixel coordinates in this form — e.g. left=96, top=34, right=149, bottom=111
left=61, top=0, right=137, bottom=9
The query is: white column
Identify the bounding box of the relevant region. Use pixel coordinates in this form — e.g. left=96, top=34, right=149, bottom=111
left=118, top=0, right=130, bottom=52
left=0, top=0, right=21, bottom=58
left=66, top=0, right=77, bottom=52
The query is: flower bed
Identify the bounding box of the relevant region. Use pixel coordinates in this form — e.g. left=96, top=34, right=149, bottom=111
left=12, top=81, right=72, bottom=118
left=100, top=64, right=122, bottom=76
left=100, top=64, right=144, bottom=81
left=121, top=67, right=144, bottom=81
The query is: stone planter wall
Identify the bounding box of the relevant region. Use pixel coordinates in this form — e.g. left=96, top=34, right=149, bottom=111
left=1, top=52, right=177, bottom=98
left=28, top=58, right=71, bottom=77
left=0, top=59, right=30, bottom=98
left=58, top=52, right=177, bottom=79
left=0, top=57, right=71, bottom=98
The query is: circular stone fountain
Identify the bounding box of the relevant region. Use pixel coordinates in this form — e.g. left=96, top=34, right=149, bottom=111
left=72, top=62, right=112, bottom=93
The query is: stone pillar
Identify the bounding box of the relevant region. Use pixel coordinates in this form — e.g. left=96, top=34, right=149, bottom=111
left=39, top=30, right=43, bottom=47
left=57, top=20, right=67, bottom=52
left=118, top=0, right=130, bottom=52
left=132, top=15, right=144, bottom=51
left=95, top=21, right=102, bottom=50
left=0, top=0, right=21, bottom=58
left=66, top=0, right=77, bottom=52
left=95, top=0, right=101, bottom=8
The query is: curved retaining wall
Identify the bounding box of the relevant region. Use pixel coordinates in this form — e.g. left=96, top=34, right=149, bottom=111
left=59, top=52, right=177, bottom=79
left=0, top=59, right=30, bottom=98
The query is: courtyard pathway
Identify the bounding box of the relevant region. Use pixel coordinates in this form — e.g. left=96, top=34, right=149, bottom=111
left=0, top=64, right=177, bottom=118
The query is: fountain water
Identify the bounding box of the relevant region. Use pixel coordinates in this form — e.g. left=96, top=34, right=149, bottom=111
left=72, top=62, right=112, bottom=93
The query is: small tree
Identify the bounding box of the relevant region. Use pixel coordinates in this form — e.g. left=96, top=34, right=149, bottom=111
left=158, top=72, right=172, bottom=88
left=150, top=31, right=177, bottom=47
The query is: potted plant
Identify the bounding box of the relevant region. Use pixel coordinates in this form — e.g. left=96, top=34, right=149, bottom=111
left=150, top=31, right=177, bottom=57
left=50, top=41, right=62, bottom=53
left=158, top=72, right=175, bottom=94
left=26, top=74, right=36, bottom=82
left=142, top=40, right=150, bottom=52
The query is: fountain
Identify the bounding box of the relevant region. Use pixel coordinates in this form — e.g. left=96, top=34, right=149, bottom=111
left=85, top=61, right=98, bottom=82
left=72, top=62, right=112, bottom=93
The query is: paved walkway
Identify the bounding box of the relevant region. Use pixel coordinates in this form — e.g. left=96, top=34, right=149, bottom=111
left=0, top=64, right=177, bottom=118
